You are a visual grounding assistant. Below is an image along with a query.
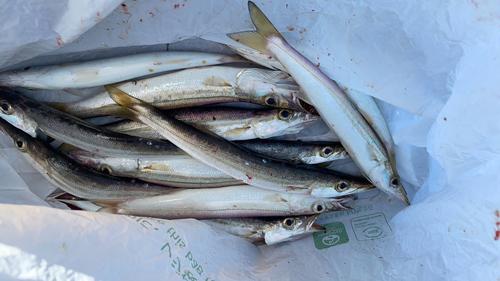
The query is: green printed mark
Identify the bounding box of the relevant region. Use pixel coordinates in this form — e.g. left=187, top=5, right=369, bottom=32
left=350, top=212, right=393, bottom=241
left=313, top=222, right=349, bottom=250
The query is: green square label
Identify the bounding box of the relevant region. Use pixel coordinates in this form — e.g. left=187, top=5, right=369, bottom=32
left=350, top=212, right=393, bottom=241
left=313, top=222, right=349, bottom=250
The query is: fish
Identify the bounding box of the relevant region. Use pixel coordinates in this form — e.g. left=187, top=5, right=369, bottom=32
left=226, top=1, right=409, bottom=205
left=47, top=66, right=304, bottom=119
left=105, top=85, right=374, bottom=197
left=66, top=150, right=244, bottom=188
left=102, top=107, right=319, bottom=141
left=0, top=52, right=247, bottom=90
left=0, top=89, right=184, bottom=159
left=0, top=118, right=173, bottom=201
left=56, top=195, right=325, bottom=245
left=334, top=82, right=398, bottom=173
left=234, top=139, right=349, bottom=164
left=96, top=185, right=355, bottom=219
left=203, top=215, right=325, bottom=245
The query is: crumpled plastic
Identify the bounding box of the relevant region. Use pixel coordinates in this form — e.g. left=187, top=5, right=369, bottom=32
left=1, top=0, right=500, bottom=280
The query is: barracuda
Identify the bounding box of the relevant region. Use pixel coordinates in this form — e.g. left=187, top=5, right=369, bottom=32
left=226, top=1, right=409, bottom=205
left=57, top=197, right=325, bottom=245
left=234, top=139, right=349, bottom=164
left=103, top=107, right=319, bottom=141
left=47, top=66, right=305, bottom=119
left=96, top=185, right=355, bottom=219
left=0, top=52, right=246, bottom=90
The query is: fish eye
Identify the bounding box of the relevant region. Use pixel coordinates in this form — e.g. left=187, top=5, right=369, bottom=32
left=313, top=201, right=326, bottom=213
left=390, top=177, right=400, bottom=187
left=282, top=218, right=297, bottom=230
left=335, top=181, right=349, bottom=192
left=101, top=165, right=112, bottom=175
left=278, top=109, right=292, bottom=121
left=265, top=94, right=279, bottom=107
left=0, top=100, right=12, bottom=115
left=15, top=138, right=27, bottom=151
left=320, top=146, right=334, bottom=157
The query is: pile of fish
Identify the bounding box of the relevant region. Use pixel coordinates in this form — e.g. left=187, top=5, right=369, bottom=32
left=0, top=2, right=409, bottom=245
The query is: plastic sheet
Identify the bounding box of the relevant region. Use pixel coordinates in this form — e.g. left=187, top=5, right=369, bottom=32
left=1, top=0, right=499, bottom=280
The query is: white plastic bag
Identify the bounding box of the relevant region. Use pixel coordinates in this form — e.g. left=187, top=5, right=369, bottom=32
left=1, top=0, right=499, bottom=280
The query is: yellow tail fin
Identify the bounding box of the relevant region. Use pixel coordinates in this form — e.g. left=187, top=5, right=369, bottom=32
left=105, top=85, right=143, bottom=108
left=104, top=85, right=149, bottom=121
left=227, top=1, right=287, bottom=53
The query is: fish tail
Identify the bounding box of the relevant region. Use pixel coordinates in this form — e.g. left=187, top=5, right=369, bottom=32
left=104, top=85, right=151, bottom=122
left=45, top=101, right=69, bottom=113
left=227, top=1, right=287, bottom=54
left=57, top=143, right=80, bottom=153
left=105, top=85, right=144, bottom=108
left=0, top=72, right=20, bottom=87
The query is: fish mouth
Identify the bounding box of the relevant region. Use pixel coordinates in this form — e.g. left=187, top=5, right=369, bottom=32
left=335, top=194, right=358, bottom=204
left=288, top=112, right=320, bottom=130
left=297, top=97, right=318, bottom=115
left=309, top=222, right=326, bottom=232
left=301, top=214, right=325, bottom=232
left=353, top=181, right=376, bottom=193
left=395, top=187, right=410, bottom=205
left=283, top=91, right=317, bottom=113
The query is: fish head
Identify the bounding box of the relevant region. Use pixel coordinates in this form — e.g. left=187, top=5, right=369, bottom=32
left=309, top=178, right=375, bottom=198
left=0, top=89, right=39, bottom=138
left=300, top=144, right=349, bottom=164
left=252, top=109, right=320, bottom=139
left=369, top=164, right=410, bottom=205
left=0, top=117, right=53, bottom=168
left=236, top=68, right=308, bottom=111
left=264, top=215, right=325, bottom=245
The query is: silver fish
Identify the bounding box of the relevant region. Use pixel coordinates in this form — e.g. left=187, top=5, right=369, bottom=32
left=106, top=86, right=374, bottom=197
left=0, top=89, right=183, bottom=159
left=96, top=185, right=355, bottom=219
left=226, top=2, right=409, bottom=205
left=0, top=118, right=172, bottom=201
left=56, top=197, right=325, bottom=245
left=0, top=52, right=246, bottom=90
left=335, top=82, right=398, bottom=175
left=67, top=150, right=243, bottom=188
left=103, top=107, right=319, bottom=141
left=203, top=215, right=325, bottom=245
left=47, top=66, right=304, bottom=119
left=234, top=139, right=349, bottom=164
